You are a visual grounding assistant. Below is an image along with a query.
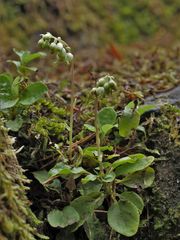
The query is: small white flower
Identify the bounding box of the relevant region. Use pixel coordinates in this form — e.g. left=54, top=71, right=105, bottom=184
left=66, top=52, right=74, bottom=62
left=50, top=42, right=57, bottom=50
left=56, top=42, right=63, bottom=50
left=43, top=32, right=53, bottom=39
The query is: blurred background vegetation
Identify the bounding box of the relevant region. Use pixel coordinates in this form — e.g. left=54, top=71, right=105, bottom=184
left=0, top=0, right=180, bottom=56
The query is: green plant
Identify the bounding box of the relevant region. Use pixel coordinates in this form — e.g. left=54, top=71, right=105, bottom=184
left=29, top=32, right=157, bottom=239
left=0, top=49, right=47, bottom=131
left=38, top=32, right=74, bottom=162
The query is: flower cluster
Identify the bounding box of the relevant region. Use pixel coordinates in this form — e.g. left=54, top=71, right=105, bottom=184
left=91, top=75, right=117, bottom=96
left=38, top=32, right=73, bottom=64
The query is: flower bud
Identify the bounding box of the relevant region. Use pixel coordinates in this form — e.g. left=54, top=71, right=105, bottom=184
left=57, top=42, right=63, bottom=50
left=43, top=32, right=53, bottom=40
left=91, top=87, right=97, bottom=95
left=38, top=39, right=44, bottom=46
left=104, top=82, right=110, bottom=92
left=108, top=79, right=117, bottom=89
left=50, top=42, right=57, bottom=50
left=96, top=87, right=105, bottom=96
left=97, top=77, right=107, bottom=87
left=66, top=52, right=74, bottom=62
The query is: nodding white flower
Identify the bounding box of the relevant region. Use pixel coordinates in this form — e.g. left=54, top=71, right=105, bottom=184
left=50, top=42, right=57, bottom=50
left=109, top=79, right=117, bottom=89
left=66, top=52, right=74, bottom=62
left=97, top=77, right=107, bottom=87
left=43, top=32, right=53, bottom=39
left=38, top=39, right=44, bottom=46
left=56, top=42, right=63, bottom=50
left=61, top=48, right=66, bottom=56
left=96, top=87, right=105, bottom=96
left=91, top=87, right=97, bottom=94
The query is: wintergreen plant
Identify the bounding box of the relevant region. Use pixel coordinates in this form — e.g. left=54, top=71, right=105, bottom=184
left=38, top=32, right=75, bottom=162
left=31, top=71, right=156, bottom=238
left=91, top=74, right=117, bottom=175
left=0, top=50, right=47, bottom=131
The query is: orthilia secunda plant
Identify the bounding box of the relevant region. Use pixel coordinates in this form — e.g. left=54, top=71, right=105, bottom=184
left=38, top=32, right=74, bottom=162
left=91, top=75, right=117, bottom=175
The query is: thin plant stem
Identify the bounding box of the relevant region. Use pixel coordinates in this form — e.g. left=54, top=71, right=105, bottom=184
left=95, top=96, right=104, bottom=175
left=69, top=61, right=75, bottom=163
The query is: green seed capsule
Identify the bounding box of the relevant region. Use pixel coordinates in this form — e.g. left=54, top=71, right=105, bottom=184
left=108, top=80, right=117, bottom=89
left=57, top=42, right=63, bottom=50
left=43, top=32, right=53, bottom=40
left=66, top=52, right=74, bottom=62
left=104, top=82, right=110, bottom=91
left=91, top=87, right=97, bottom=95
left=50, top=42, right=57, bottom=50
left=97, top=77, right=107, bottom=87
left=38, top=39, right=44, bottom=46
left=96, top=87, right=105, bottom=96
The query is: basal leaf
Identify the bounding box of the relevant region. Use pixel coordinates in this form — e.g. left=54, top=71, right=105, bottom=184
left=107, top=199, right=140, bottom=237
left=98, top=107, right=117, bottom=127
left=119, top=109, right=140, bottom=137
left=47, top=206, right=80, bottom=228
left=70, top=192, right=104, bottom=231
left=120, top=191, right=144, bottom=214
left=19, top=82, right=48, bottom=105
left=102, top=172, right=116, bottom=183
left=115, top=155, right=154, bottom=176
left=6, top=116, right=23, bottom=131
left=120, top=167, right=155, bottom=189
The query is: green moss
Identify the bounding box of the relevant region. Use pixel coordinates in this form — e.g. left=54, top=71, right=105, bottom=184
left=0, top=122, right=46, bottom=240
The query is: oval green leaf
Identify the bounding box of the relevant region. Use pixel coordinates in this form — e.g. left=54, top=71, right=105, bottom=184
left=107, top=199, right=140, bottom=237
left=120, top=191, right=144, bottom=214
left=47, top=206, right=80, bottom=228
left=19, top=82, right=48, bottom=105
left=98, top=107, right=117, bottom=127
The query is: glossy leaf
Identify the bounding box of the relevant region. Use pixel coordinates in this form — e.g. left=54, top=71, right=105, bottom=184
left=0, top=73, right=18, bottom=109
left=120, top=191, right=144, bottom=214
left=6, top=116, right=23, bottom=131
left=98, top=107, right=117, bottom=127
left=107, top=199, right=140, bottom=237
left=115, top=155, right=154, bottom=176
left=84, top=215, right=106, bottom=240
left=101, top=124, right=114, bottom=135
left=79, top=181, right=102, bottom=196
left=19, top=82, right=48, bottom=105
left=102, top=172, right=116, bottom=183
left=137, top=104, right=156, bottom=116
left=70, top=192, right=104, bottom=231
left=120, top=167, right=155, bottom=188
left=47, top=206, right=80, bottom=228
left=119, top=108, right=140, bottom=137
left=81, top=174, right=97, bottom=184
